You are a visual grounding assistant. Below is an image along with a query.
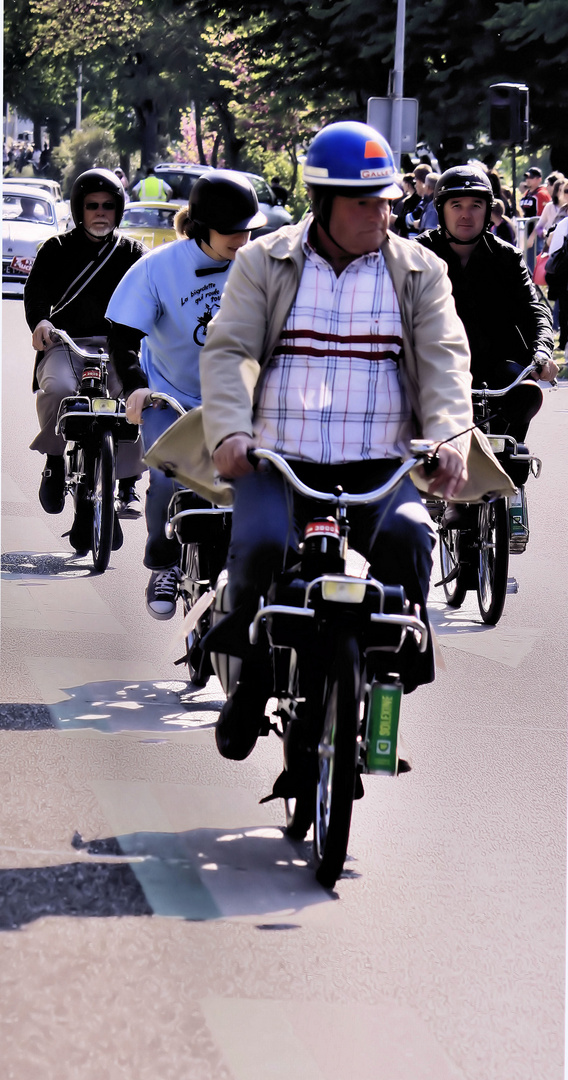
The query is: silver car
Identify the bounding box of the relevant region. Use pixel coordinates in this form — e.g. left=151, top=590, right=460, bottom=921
left=2, top=185, right=69, bottom=297
left=3, top=177, right=72, bottom=230
left=153, top=163, right=293, bottom=234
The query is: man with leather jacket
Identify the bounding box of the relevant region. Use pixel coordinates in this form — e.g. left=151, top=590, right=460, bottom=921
left=24, top=168, right=147, bottom=549
left=416, top=166, right=557, bottom=447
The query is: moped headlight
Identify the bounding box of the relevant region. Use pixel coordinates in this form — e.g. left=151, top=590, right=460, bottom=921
left=321, top=580, right=366, bottom=604
left=487, top=436, right=506, bottom=453
left=92, top=398, right=117, bottom=413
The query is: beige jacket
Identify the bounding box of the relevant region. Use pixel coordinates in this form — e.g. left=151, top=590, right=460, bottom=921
left=144, top=220, right=514, bottom=504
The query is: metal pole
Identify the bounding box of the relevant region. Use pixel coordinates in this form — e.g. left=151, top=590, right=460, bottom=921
left=76, top=64, right=82, bottom=131
left=390, top=0, right=406, bottom=168
left=511, top=145, right=516, bottom=216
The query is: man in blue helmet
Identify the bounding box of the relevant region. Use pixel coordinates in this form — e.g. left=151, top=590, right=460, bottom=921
left=157, top=122, right=513, bottom=761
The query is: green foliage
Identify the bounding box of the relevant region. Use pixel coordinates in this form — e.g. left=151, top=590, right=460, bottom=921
left=8, top=0, right=568, bottom=179
left=50, top=121, right=119, bottom=195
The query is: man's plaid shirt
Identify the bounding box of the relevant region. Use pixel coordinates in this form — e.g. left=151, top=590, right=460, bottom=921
left=253, top=226, right=411, bottom=464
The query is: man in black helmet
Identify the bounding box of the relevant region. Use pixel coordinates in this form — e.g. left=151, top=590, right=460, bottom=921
left=416, top=165, right=556, bottom=449
left=24, top=168, right=147, bottom=543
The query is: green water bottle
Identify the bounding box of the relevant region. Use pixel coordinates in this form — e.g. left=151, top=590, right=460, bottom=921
left=365, top=681, right=402, bottom=775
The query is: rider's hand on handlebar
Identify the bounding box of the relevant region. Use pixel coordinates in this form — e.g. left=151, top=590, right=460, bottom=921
left=125, top=388, right=152, bottom=425
left=212, top=433, right=256, bottom=478
left=32, top=320, right=57, bottom=351
left=531, top=356, right=559, bottom=383
left=418, top=443, right=468, bottom=500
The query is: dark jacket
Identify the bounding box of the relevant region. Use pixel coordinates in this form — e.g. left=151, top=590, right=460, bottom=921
left=392, top=192, right=420, bottom=238
left=24, top=227, right=146, bottom=389
left=415, top=227, right=553, bottom=380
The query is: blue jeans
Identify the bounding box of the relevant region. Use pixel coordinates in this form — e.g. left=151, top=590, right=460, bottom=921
left=225, top=459, right=436, bottom=692
left=140, top=403, right=212, bottom=571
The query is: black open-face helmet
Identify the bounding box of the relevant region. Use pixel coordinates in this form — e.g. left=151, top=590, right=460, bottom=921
left=189, top=170, right=267, bottom=235
left=70, top=168, right=126, bottom=229
left=434, top=165, right=494, bottom=243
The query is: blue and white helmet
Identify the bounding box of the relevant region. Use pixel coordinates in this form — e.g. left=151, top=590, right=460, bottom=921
left=304, top=121, right=402, bottom=198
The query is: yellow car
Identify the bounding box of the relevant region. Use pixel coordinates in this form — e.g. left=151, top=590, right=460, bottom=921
left=118, top=201, right=178, bottom=248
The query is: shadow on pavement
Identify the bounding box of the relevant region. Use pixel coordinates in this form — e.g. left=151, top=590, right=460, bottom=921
left=48, top=679, right=222, bottom=733
left=0, top=825, right=336, bottom=931
left=0, top=860, right=152, bottom=930
left=1, top=550, right=94, bottom=580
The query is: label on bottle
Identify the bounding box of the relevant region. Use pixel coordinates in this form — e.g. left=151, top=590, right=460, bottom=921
left=364, top=682, right=402, bottom=775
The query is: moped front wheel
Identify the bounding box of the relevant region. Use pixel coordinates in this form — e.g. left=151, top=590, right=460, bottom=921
left=181, top=542, right=213, bottom=688
left=477, top=498, right=509, bottom=624
left=91, top=429, right=115, bottom=573
left=313, top=633, right=360, bottom=889
left=439, top=524, right=468, bottom=608
left=283, top=701, right=317, bottom=841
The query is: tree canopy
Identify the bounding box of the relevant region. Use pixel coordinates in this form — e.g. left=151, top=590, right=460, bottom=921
left=6, top=0, right=568, bottom=176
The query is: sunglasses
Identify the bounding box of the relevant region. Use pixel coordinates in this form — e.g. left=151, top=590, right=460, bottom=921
left=85, top=200, right=116, bottom=211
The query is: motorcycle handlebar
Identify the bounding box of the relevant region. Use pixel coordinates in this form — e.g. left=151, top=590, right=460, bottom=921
left=147, top=391, right=187, bottom=417
left=49, top=328, right=109, bottom=362
left=248, top=443, right=438, bottom=507
left=472, top=360, right=554, bottom=397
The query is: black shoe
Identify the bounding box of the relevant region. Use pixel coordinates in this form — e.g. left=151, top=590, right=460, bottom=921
left=215, top=681, right=268, bottom=761
left=39, top=455, right=65, bottom=514
left=116, top=484, right=142, bottom=518
left=112, top=513, right=123, bottom=551
left=68, top=505, right=92, bottom=553
left=145, top=566, right=181, bottom=620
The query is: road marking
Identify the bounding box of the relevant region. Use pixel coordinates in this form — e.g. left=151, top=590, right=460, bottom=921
left=200, top=998, right=466, bottom=1080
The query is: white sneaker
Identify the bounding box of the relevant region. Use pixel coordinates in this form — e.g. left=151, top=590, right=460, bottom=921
left=145, top=567, right=181, bottom=620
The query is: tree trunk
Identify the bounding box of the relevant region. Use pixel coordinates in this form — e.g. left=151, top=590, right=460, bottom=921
left=193, top=98, right=207, bottom=165
left=136, top=101, right=160, bottom=169
left=213, top=99, right=245, bottom=168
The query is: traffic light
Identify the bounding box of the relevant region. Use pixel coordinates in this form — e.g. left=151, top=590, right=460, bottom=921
left=489, top=83, right=529, bottom=145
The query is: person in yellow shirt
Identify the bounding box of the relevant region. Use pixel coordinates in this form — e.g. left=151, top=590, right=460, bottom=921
left=131, top=166, right=173, bottom=202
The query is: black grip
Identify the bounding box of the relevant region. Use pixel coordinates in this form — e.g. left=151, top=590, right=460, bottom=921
left=422, top=451, right=440, bottom=476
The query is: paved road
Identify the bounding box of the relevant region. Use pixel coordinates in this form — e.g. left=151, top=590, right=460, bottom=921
left=1, top=298, right=566, bottom=1080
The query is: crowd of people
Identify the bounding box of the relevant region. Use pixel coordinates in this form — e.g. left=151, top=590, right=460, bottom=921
left=23, top=122, right=561, bottom=762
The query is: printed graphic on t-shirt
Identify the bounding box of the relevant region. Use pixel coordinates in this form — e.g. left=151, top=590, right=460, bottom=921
left=182, top=281, right=222, bottom=345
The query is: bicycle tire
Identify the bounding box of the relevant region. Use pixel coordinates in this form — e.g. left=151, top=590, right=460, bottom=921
left=283, top=666, right=319, bottom=841
left=476, top=498, right=509, bottom=625
left=91, top=428, right=115, bottom=573
left=181, top=542, right=212, bottom=688
left=313, top=632, right=361, bottom=889
left=438, top=524, right=468, bottom=608
left=72, top=446, right=88, bottom=518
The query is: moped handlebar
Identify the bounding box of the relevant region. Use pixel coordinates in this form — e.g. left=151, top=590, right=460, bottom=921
left=49, top=328, right=109, bottom=362
left=472, top=360, right=555, bottom=397
left=248, top=442, right=438, bottom=508
left=146, top=391, right=187, bottom=417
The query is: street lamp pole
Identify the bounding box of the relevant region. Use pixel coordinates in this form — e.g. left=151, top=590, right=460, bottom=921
left=76, top=64, right=82, bottom=131
left=390, top=0, right=406, bottom=169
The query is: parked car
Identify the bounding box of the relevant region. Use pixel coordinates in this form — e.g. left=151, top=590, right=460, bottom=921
left=118, top=201, right=178, bottom=248
left=153, top=163, right=292, bottom=234
left=4, top=177, right=72, bottom=230
left=242, top=172, right=293, bottom=234
left=2, top=185, right=68, bottom=296
left=151, top=163, right=213, bottom=203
